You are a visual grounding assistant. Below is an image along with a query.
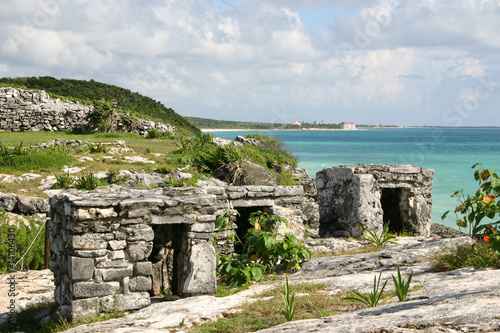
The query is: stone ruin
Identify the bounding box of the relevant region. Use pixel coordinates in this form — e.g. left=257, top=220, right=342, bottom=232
left=49, top=185, right=306, bottom=320
left=0, top=87, right=174, bottom=136
left=316, top=164, right=434, bottom=238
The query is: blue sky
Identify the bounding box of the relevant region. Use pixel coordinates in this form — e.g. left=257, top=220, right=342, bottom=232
left=0, top=0, right=499, bottom=126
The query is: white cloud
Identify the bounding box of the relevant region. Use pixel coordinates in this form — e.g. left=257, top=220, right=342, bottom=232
left=0, top=0, right=498, bottom=126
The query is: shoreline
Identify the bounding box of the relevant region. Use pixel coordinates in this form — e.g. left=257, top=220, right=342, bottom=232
left=201, top=128, right=359, bottom=132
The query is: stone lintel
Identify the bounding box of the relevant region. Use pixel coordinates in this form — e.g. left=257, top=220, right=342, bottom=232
left=230, top=199, right=274, bottom=207
left=149, top=215, right=196, bottom=225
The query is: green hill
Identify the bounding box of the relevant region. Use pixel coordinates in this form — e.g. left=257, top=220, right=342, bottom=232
left=0, top=76, right=200, bottom=136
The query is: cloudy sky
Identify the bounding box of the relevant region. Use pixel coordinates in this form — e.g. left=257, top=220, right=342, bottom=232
left=1, top=0, right=499, bottom=126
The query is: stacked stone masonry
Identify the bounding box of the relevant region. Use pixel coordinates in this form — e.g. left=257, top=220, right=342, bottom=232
left=49, top=185, right=306, bottom=320
left=316, top=164, right=434, bottom=238
left=0, top=87, right=174, bottom=136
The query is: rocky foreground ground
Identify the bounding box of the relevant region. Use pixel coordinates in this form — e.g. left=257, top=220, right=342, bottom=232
left=2, top=235, right=500, bottom=332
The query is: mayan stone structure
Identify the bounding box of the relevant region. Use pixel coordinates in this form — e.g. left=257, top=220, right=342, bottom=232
left=0, top=87, right=174, bottom=136
left=316, top=164, right=434, bottom=238
left=49, top=185, right=306, bottom=320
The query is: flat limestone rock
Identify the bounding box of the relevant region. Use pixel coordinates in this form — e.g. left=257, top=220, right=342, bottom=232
left=44, top=236, right=500, bottom=333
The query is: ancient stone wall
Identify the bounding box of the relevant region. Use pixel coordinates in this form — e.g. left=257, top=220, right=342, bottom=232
left=49, top=185, right=306, bottom=320
left=316, top=164, right=433, bottom=238
left=0, top=87, right=174, bottom=136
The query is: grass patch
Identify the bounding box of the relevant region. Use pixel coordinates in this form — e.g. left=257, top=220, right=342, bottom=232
left=431, top=241, right=500, bottom=271
left=191, top=282, right=362, bottom=333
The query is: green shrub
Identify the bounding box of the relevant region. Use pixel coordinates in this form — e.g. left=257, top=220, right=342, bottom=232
left=87, top=142, right=110, bottom=153
left=75, top=173, right=105, bottom=190
left=52, top=173, right=74, bottom=189
left=442, top=163, right=500, bottom=252
left=0, top=211, right=46, bottom=273
left=217, top=211, right=311, bottom=286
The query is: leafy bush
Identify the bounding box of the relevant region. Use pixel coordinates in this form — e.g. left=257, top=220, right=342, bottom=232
left=217, top=211, right=311, bottom=286
left=0, top=211, right=46, bottom=273
left=442, top=163, right=500, bottom=252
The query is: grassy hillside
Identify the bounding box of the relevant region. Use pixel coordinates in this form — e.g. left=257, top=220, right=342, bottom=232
left=187, top=116, right=341, bottom=130
left=0, top=76, right=200, bottom=136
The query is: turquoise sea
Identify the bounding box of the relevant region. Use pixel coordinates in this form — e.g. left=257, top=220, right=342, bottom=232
left=206, top=128, right=500, bottom=230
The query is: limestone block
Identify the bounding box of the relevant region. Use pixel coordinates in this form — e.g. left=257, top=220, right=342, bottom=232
left=96, top=259, right=129, bottom=268
left=115, top=292, right=151, bottom=311
left=71, top=298, right=99, bottom=321
left=121, top=224, right=154, bottom=242
left=129, top=276, right=152, bottom=292
left=118, top=197, right=164, bottom=210
left=68, top=256, right=94, bottom=281
left=0, top=192, right=17, bottom=211
left=196, top=215, right=216, bottom=223
left=73, top=249, right=109, bottom=258
left=108, top=250, right=125, bottom=260
left=71, top=233, right=114, bottom=250
left=149, top=215, right=196, bottom=225
left=180, top=239, right=217, bottom=296
left=100, top=266, right=133, bottom=281
left=72, top=281, right=120, bottom=298
left=126, top=241, right=153, bottom=261
left=133, top=261, right=153, bottom=276
left=128, top=209, right=148, bottom=218
left=73, top=207, right=118, bottom=221
left=230, top=199, right=274, bottom=207
left=108, top=240, right=127, bottom=250
left=188, top=223, right=215, bottom=233
left=16, top=196, right=50, bottom=214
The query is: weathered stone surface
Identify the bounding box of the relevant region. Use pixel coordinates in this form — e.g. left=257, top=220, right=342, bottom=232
left=121, top=224, right=154, bottom=242
left=0, top=192, right=17, bottom=211
left=129, top=276, right=152, bottom=292
left=179, top=239, right=217, bottom=297
left=16, top=196, right=50, bottom=214
left=133, top=261, right=152, bottom=276
left=317, top=164, right=433, bottom=238
left=115, top=292, right=151, bottom=311
left=68, top=256, right=94, bottom=281
left=126, top=242, right=153, bottom=261
left=71, top=233, right=114, bottom=250
left=72, top=281, right=120, bottom=298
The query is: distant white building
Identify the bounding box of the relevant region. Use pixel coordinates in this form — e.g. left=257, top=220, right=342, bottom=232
left=340, top=122, right=356, bottom=130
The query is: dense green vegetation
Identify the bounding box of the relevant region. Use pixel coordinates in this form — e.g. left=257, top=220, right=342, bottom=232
left=0, top=76, right=200, bottom=136
left=0, top=211, right=46, bottom=273
left=187, top=117, right=341, bottom=130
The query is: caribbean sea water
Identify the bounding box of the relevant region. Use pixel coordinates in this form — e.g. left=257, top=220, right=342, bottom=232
left=207, top=127, right=500, bottom=230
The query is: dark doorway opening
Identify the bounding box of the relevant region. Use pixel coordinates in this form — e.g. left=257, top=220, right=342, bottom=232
left=233, top=206, right=268, bottom=253
left=148, top=224, right=185, bottom=296
left=381, top=188, right=404, bottom=233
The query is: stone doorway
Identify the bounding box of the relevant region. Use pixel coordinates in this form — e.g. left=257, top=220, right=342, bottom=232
left=380, top=188, right=404, bottom=234
left=149, top=224, right=185, bottom=296
left=233, top=206, right=268, bottom=252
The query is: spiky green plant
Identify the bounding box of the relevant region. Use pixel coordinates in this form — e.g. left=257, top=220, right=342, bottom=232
left=342, top=272, right=389, bottom=307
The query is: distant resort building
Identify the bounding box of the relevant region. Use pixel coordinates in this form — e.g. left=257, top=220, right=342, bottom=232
left=292, top=121, right=302, bottom=126
left=340, top=122, right=356, bottom=130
